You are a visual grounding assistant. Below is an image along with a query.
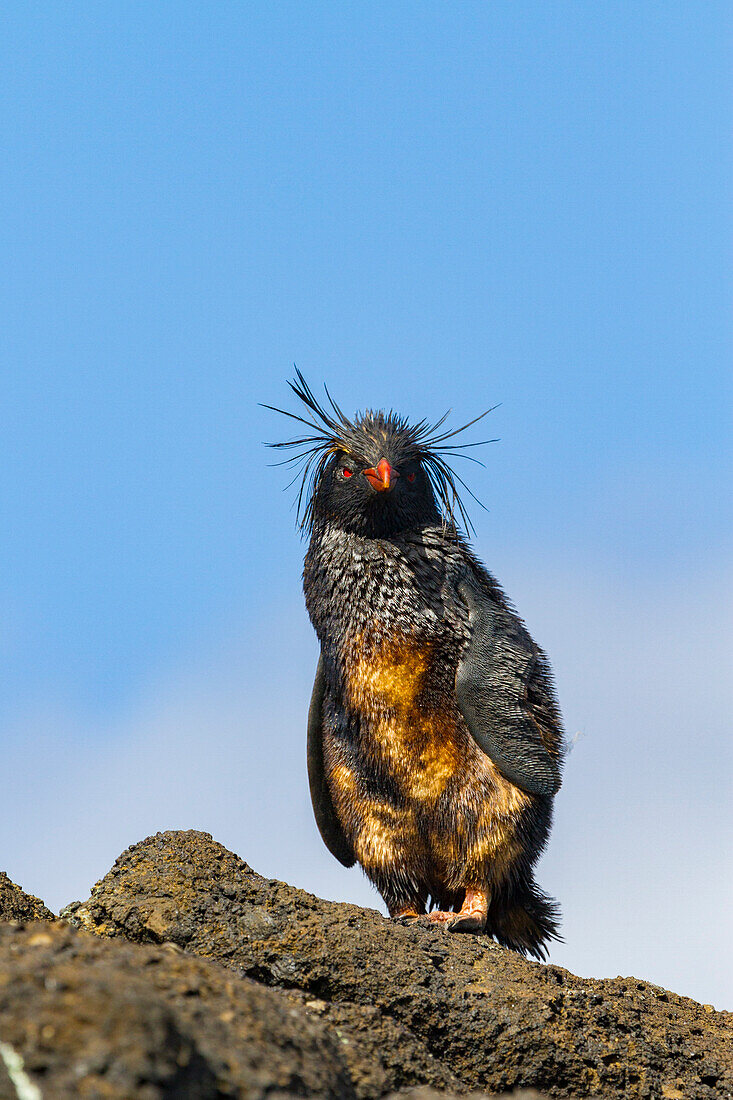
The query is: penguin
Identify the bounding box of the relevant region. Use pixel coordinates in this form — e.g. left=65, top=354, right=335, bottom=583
left=267, top=371, right=565, bottom=959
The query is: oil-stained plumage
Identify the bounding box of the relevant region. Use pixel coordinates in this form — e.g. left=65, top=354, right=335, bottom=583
left=267, top=371, right=565, bottom=958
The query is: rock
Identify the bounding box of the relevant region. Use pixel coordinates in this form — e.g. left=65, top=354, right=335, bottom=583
left=0, top=920, right=353, bottom=1099
left=0, top=871, right=54, bottom=921
left=288, top=988, right=461, bottom=1097
left=384, top=1092, right=553, bottom=1100
left=64, top=830, right=733, bottom=1099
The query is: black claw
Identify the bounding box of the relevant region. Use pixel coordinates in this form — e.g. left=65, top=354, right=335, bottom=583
left=448, top=914, right=485, bottom=934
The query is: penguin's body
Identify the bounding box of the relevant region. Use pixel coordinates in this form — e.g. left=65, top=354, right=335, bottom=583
left=269, top=374, right=564, bottom=958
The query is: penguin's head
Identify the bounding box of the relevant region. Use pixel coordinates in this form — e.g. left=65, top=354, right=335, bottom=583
left=310, top=413, right=441, bottom=538
left=265, top=369, right=497, bottom=538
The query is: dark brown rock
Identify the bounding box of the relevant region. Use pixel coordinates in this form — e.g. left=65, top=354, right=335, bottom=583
left=0, top=920, right=354, bottom=1099
left=64, top=830, right=733, bottom=1100
left=289, top=989, right=460, bottom=1097
left=0, top=870, right=54, bottom=921
left=386, top=1092, right=552, bottom=1100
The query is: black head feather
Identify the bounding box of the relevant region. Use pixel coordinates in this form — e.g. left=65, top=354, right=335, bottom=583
left=264, top=368, right=498, bottom=536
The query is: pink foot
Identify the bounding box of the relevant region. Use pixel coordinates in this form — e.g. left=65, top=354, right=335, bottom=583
left=448, top=909, right=486, bottom=933
left=427, top=889, right=489, bottom=934
left=390, top=906, right=423, bottom=925
left=427, top=910, right=455, bottom=925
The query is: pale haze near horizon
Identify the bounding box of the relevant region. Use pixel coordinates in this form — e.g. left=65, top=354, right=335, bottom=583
left=1, top=5, right=731, bottom=1009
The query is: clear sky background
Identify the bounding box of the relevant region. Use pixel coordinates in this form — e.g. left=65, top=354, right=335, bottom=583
left=1, top=4, right=731, bottom=1008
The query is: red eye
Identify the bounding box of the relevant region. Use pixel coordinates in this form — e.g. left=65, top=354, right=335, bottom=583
left=407, top=472, right=416, bottom=483
left=342, top=467, right=353, bottom=478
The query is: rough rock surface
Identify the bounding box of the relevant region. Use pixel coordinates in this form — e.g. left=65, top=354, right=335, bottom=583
left=389, top=1094, right=549, bottom=1100
left=60, top=829, right=732, bottom=1100
left=0, top=920, right=354, bottom=1099
left=0, top=870, right=54, bottom=921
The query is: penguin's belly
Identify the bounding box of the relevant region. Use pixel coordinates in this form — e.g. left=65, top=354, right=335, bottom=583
left=332, top=630, right=530, bottom=889
left=344, top=631, right=463, bottom=797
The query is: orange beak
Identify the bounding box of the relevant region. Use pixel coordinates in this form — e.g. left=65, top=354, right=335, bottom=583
left=363, top=457, right=398, bottom=492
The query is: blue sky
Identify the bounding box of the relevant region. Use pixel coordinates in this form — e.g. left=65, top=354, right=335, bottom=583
left=1, top=4, right=731, bottom=1008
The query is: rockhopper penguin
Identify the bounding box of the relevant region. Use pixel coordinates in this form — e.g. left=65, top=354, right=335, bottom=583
left=267, top=372, right=565, bottom=958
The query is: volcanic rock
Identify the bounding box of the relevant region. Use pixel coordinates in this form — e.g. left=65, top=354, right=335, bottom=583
left=62, top=829, right=732, bottom=1099
left=0, top=870, right=54, bottom=921
left=0, top=920, right=353, bottom=1099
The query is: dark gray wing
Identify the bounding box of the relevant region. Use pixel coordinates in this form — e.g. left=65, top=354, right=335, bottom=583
left=455, top=577, right=562, bottom=797
left=307, top=655, right=356, bottom=867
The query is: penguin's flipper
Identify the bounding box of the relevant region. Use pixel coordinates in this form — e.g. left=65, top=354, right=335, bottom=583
left=307, top=655, right=356, bottom=867
left=455, top=577, right=561, bottom=797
